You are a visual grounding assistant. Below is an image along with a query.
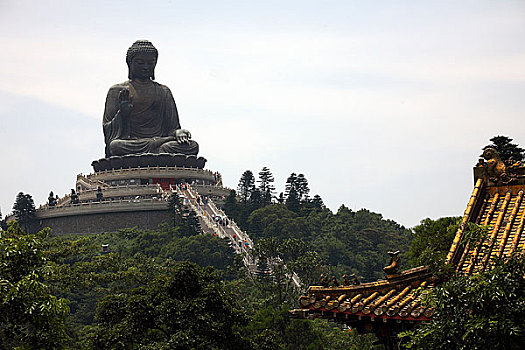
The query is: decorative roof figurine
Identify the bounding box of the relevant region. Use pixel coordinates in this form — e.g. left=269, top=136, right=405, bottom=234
left=481, top=147, right=525, bottom=185
left=482, top=147, right=508, bottom=183
left=383, top=250, right=400, bottom=276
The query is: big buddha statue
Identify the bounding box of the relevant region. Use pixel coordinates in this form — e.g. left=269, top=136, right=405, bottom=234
left=103, top=40, right=199, bottom=158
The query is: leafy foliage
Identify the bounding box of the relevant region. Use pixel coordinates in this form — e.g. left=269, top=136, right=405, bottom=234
left=258, top=167, right=276, bottom=206
left=1, top=166, right=419, bottom=349
left=241, top=302, right=381, bottom=350
left=228, top=169, right=411, bottom=282
left=0, top=223, right=69, bottom=349
left=168, top=194, right=201, bottom=236
left=407, top=217, right=459, bottom=272
left=247, top=204, right=411, bottom=282
left=40, top=226, right=377, bottom=349
left=238, top=170, right=256, bottom=203
left=12, top=192, right=37, bottom=233
left=0, top=208, right=7, bottom=231
left=401, top=254, right=525, bottom=350
left=89, top=261, right=251, bottom=350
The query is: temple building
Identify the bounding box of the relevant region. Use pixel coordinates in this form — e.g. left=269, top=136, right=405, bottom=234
left=291, top=147, right=525, bottom=349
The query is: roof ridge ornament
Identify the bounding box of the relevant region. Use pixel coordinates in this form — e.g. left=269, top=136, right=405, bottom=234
left=383, top=250, right=401, bottom=278
left=481, top=147, right=525, bottom=185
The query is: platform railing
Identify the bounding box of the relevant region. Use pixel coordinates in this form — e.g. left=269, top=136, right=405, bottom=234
left=85, top=165, right=215, bottom=179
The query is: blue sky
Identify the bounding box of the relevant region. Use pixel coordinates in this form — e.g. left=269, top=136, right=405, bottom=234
left=1, top=0, right=524, bottom=227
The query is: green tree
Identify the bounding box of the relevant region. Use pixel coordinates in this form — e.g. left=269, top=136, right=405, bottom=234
left=224, top=189, right=239, bottom=218
left=0, top=223, right=70, bottom=349
left=183, top=210, right=202, bottom=236
left=245, top=202, right=411, bottom=282
left=401, top=254, right=525, bottom=350
left=311, top=194, right=325, bottom=211
left=0, top=208, right=7, bottom=231
left=12, top=192, right=37, bottom=233
left=407, top=217, right=459, bottom=271
left=168, top=194, right=201, bottom=236
left=258, top=167, right=276, bottom=206
left=238, top=170, right=256, bottom=204
left=284, top=173, right=301, bottom=212
left=284, top=173, right=311, bottom=212
left=277, top=192, right=285, bottom=204
left=295, top=173, right=310, bottom=202
left=246, top=204, right=301, bottom=241
left=311, top=319, right=382, bottom=350
left=250, top=187, right=264, bottom=212
left=483, top=135, right=525, bottom=162
left=168, top=193, right=185, bottom=225
left=89, top=261, right=252, bottom=350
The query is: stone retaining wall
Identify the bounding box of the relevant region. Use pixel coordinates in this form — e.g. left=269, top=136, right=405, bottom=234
left=39, top=210, right=171, bottom=235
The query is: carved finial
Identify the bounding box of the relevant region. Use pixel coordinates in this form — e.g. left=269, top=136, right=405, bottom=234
left=350, top=273, right=361, bottom=285
left=319, top=273, right=329, bottom=287
left=481, top=147, right=520, bottom=184
left=482, top=147, right=506, bottom=181
left=329, top=275, right=339, bottom=287
left=383, top=250, right=400, bottom=275
left=342, top=273, right=360, bottom=286
left=342, top=275, right=350, bottom=286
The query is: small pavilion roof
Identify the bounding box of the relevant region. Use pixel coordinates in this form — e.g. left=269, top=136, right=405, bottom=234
left=295, top=266, right=436, bottom=321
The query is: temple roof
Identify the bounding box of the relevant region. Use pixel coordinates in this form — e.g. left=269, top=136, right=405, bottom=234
left=293, top=150, right=525, bottom=324
left=447, top=178, right=525, bottom=275
left=296, top=267, right=436, bottom=321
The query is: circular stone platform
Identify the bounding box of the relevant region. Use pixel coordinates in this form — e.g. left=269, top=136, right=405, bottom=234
left=92, top=153, right=207, bottom=172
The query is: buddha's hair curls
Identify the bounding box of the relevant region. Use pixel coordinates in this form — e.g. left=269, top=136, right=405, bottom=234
left=126, top=40, right=158, bottom=80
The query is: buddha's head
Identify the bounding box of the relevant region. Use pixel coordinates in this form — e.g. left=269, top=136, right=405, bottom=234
left=126, top=40, right=159, bottom=80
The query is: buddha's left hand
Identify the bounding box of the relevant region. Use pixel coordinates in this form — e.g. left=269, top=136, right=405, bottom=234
left=175, top=129, right=192, bottom=143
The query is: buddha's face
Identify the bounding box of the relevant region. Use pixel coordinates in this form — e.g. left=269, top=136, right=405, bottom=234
left=131, top=53, right=157, bottom=80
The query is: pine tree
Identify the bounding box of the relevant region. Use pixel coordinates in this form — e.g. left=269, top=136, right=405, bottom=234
left=12, top=192, right=36, bottom=233
left=183, top=210, right=201, bottom=236
left=284, top=173, right=297, bottom=197
left=483, top=135, right=525, bottom=162
left=168, top=194, right=201, bottom=236
left=311, top=195, right=325, bottom=211
left=237, top=170, right=255, bottom=203
left=284, top=173, right=311, bottom=212
left=285, top=173, right=300, bottom=212
left=0, top=208, right=7, bottom=231
left=250, top=187, right=263, bottom=211
left=258, top=167, right=275, bottom=206
left=224, top=190, right=239, bottom=219
left=295, top=174, right=310, bottom=202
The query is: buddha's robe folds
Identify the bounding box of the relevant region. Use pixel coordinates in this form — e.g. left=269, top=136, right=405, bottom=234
left=103, top=80, right=199, bottom=157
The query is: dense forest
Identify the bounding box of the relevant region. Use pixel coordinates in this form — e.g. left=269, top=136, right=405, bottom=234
left=225, top=168, right=412, bottom=282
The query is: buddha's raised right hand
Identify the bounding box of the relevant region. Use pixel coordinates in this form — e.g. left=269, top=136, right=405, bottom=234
left=118, top=88, right=133, bottom=117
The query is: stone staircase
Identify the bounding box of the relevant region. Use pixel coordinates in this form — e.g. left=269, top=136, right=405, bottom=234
left=170, top=184, right=258, bottom=274
left=166, top=184, right=301, bottom=288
